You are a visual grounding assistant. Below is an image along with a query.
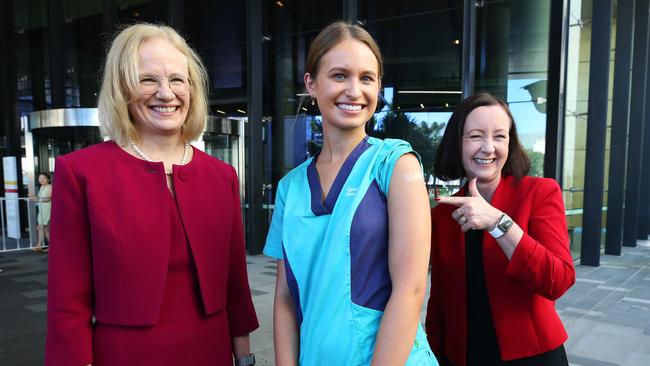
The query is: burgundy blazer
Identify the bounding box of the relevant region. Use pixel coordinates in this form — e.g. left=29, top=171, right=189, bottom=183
left=45, top=141, right=259, bottom=365
left=426, top=175, right=575, bottom=366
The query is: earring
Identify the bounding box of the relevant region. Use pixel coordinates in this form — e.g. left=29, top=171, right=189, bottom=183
left=311, top=97, right=316, bottom=106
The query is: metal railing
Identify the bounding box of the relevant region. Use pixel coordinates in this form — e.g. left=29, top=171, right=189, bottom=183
left=0, top=197, right=38, bottom=252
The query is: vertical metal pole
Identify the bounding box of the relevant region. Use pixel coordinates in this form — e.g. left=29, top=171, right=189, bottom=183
left=1, top=199, right=6, bottom=251
left=47, top=0, right=66, bottom=108
left=462, top=0, right=477, bottom=98
left=246, top=0, right=265, bottom=254
left=544, top=0, right=570, bottom=182
left=580, top=0, right=613, bottom=267
left=167, top=0, right=185, bottom=33
left=1, top=0, right=18, bottom=165
left=605, top=0, right=635, bottom=255
left=343, top=0, right=358, bottom=23
left=27, top=198, right=34, bottom=248
left=638, top=73, right=650, bottom=240
left=102, top=0, right=119, bottom=35
left=623, top=0, right=650, bottom=246
left=3, top=0, right=24, bottom=209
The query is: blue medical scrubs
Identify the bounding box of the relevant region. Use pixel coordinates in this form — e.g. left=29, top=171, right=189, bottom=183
left=264, top=136, right=438, bottom=366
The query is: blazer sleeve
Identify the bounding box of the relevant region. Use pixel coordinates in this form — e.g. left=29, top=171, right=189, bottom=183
left=425, top=212, right=446, bottom=356
left=45, top=156, right=94, bottom=366
left=226, top=166, right=260, bottom=337
left=506, top=179, right=576, bottom=300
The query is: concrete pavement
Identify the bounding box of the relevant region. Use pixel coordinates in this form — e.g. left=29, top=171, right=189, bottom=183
left=1, top=240, right=650, bottom=365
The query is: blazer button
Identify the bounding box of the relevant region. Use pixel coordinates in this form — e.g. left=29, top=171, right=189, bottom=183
left=179, top=169, right=188, bottom=182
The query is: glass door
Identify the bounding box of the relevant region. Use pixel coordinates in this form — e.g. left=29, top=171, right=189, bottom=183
left=32, top=126, right=102, bottom=175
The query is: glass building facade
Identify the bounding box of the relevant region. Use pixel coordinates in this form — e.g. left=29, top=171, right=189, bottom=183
left=1, top=0, right=648, bottom=263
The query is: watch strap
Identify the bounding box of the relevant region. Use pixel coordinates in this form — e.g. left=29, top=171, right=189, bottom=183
left=489, top=214, right=507, bottom=239
left=234, top=353, right=255, bottom=366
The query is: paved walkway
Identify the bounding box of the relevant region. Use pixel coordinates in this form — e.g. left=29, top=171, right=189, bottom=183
left=1, top=240, right=649, bottom=365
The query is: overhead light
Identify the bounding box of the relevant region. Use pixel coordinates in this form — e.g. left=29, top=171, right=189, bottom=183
left=236, top=109, right=246, bottom=114
left=301, top=107, right=307, bottom=111
left=398, top=90, right=462, bottom=94
left=216, top=110, right=226, bottom=114
left=445, top=102, right=449, bottom=108
left=454, top=39, right=460, bottom=45
left=133, top=12, right=140, bottom=17
left=397, top=106, right=400, bottom=110
left=276, top=1, right=284, bottom=7
left=420, top=104, right=424, bottom=109
left=296, top=93, right=309, bottom=97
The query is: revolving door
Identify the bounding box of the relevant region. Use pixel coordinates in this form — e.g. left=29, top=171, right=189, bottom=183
left=27, top=108, right=102, bottom=194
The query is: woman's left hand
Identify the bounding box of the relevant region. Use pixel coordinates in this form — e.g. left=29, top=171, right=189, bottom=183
left=436, top=178, right=502, bottom=232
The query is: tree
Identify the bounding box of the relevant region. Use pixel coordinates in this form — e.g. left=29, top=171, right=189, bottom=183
left=527, top=150, right=544, bottom=177
left=367, top=111, right=445, bottom=179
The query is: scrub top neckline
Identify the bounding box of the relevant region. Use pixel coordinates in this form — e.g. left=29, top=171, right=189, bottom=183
left=307, top=136, right=371, bottom=216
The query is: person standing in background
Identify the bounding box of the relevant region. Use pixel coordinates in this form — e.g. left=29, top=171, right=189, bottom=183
left=31, top=172, right=52, bottom=253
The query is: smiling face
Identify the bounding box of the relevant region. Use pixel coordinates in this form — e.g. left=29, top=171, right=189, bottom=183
left=461, top=105, right=511, bottom=186
left=128, top=37, right=190, bottom=140
left=304, top=39, right=380, bottom=133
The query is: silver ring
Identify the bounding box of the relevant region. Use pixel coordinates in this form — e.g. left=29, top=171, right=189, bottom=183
left=459, top=215, right=467, bottom=225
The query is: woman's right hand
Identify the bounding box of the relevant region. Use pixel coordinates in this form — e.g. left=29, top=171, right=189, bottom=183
left=436, top=178, right=502, bottom=232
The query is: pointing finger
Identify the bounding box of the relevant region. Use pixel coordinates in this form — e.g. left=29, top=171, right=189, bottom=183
left=435, top=196, right=469, bottom=207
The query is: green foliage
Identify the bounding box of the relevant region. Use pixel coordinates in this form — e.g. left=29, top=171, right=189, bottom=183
left=527, top=149, right=544, bottom=177
left=366, top=111, right=445, bottom=179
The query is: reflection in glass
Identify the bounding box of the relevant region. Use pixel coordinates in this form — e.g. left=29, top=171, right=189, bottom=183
left=476, top=0, right=551, bottom=178
left=360, top=2, right=463, bottom=201
left=63, top=0, right=103, bottom=108
left=32, top=127, right=102, bottom=173
left=563, top=0, right=592, bottom=257
left=263, top=1, right=343, bottom=182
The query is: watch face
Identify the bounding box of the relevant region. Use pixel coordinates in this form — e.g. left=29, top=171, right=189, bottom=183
left=498, top=216, right=513, bottom=232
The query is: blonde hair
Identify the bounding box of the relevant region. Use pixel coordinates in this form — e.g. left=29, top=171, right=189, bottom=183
left=97, top=23, right=209, bottom=145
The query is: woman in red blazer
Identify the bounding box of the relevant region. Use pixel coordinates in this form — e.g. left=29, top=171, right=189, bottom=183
left=426, top=93, right=575, bottom=366
left=45, top=24, right=258, bottom=366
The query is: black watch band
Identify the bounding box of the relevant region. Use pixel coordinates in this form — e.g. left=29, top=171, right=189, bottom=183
left=234, top=353, right=256, bottom=366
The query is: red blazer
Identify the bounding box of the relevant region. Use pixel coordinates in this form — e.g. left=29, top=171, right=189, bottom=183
left=426, top=175, right=575, bottom=366
left=45, top=141, right=259, bottom=365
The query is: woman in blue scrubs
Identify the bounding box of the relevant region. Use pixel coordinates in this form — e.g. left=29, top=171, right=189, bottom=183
left=264, top=21, right=438, bottom=366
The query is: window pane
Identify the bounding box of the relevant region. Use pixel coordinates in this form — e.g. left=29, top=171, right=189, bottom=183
left=476, top=0, right=551, bottom=177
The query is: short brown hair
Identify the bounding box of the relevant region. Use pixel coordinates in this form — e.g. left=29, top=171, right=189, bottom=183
left=97, top=23, right=209, bottom=145
left=305, top=21, right=383, bottom=78
left=434, top=93, right=531, bottom=180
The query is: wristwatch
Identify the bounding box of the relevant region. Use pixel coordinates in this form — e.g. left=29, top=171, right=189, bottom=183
left=489, top=213, right=513, bottom=239
left=235, top=353, right=256, bottom=366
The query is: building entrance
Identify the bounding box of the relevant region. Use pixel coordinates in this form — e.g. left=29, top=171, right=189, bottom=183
left=26, top=109, right=102, bottom=194
left=202, top=117, right=245, bottom=183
